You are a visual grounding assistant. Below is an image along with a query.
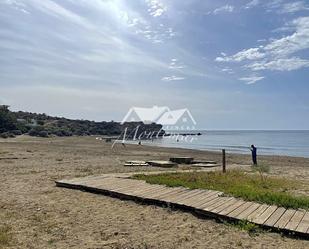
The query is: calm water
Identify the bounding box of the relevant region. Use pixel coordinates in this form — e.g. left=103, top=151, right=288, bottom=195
left=140, top=130, right=309, bottom=158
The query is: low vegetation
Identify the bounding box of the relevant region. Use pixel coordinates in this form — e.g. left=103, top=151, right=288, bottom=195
left=226, top=220, right=261, bottom=235
left=133, top=169, right=309, bottom=210
left=0, top=105, right=164, bottom=138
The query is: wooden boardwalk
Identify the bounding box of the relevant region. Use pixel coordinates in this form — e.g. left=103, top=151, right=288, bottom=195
left=56, top=173, right=309, bottom=237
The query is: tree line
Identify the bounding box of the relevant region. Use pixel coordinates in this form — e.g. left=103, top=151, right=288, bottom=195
left=0, top=105, right=163, bottom=138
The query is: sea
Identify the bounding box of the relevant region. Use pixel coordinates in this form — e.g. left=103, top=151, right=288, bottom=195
left=138, top=130, right=309, bottom=158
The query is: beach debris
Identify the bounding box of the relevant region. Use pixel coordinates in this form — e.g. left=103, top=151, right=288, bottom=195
left=191, top=160, right=217, bottom=165
left=189, top=163, right=219, bottom=168
left=124, top=161, right=149, bottom=167
left=146, top=160, right=177, bottom=168
left=170, top=157, right=194, bottom=164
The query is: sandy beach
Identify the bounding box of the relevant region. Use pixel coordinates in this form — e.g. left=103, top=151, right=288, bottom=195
left=1, top=135, right=309, bottom=249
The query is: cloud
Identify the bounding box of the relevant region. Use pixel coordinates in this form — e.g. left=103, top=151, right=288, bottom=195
left=247, top=57, right=309, bottom=71
left=2, top=0, right=30, bottom=14
left=221, top=68, right=234, bottom=74
left=245, top=0, right=260, bottom=9
left=265, top=0, right=309, bottom=14
left=168, top=58, right=186, bottom=69
left=215, top=48, right=265, bottom=62
left=280, top=1, right=309, bottom=13
left=265, top=0, right=285, bottom=11
left=161, top=76, right=185, bottom=81
left=135, top=26, right=176, bottom=43
left=215, top=16, right=309, bottom=72
left=146, top=0, right=167, bottom=17
left=239, top=75, right=265, bottom=84
left=264, top=17, right=309, bottom=56
left=212, top=5, right=234, bottom=15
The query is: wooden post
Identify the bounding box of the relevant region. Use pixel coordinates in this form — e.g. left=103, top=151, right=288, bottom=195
left=222, top=149, right=226, bottom=173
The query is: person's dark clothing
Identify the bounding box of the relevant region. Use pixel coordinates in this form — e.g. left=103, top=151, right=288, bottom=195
left=251, top=146, right=257, bottom=165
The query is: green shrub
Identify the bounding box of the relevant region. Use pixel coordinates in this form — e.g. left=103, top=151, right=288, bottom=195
left=0, top=132, right=15, bottom=138
left=11, top=130, right=22, bottom=136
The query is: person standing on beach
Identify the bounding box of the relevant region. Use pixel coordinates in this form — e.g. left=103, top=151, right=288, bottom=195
left=250, top=144, right=257, bottom=165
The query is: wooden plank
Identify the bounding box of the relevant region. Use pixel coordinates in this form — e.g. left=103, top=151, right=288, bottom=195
left=136, top=185, right=170, bottom=197
left=79, top=177, right=117, bottom=187
left=146, top=160, right=177, bottom=167
left=168, top=188, right=196, bottom=199
left=264, top=207, right=286, bottom=227
left=66, top=175, right=109, bottom=184
left=128, top=185, right=168, bottom=198
left=155, top=188, right=188, bottom=200
left=178, top=190, right=212, bottom=206
left=91, top=178, right=129, bottom=188
left=104, top=181, right=144, bottom=191
left=252, top=205, right=277, bottom=225
left=145, top=187, right=183, bottom=199
left=204, top=197, right=234, bottom=212
left=183, top=190, right=218, bottom=206
left=236, top=203, right=261, bottom=220
left=274, top=209, right=296, bottom=229
left=295, top=211, right=309, bottom=233
left=159, top=189, right=191, bottom=202
left=85, top=181, right=122, bottom=190
left=109, top=180, right=146, bottom=190
left=113, top=183, right=150, bottom=195
left=93, top=182, right=140, bottom=192
left=285, top=210, right=305, bottom=231
left=210, top=198, right=238, bottom=214
left=177, top=189, right=205, bottom=199
left=130, top=184, right=165, bottom=195
left=228, top=202, right=255, bottom=218
left=194, top=191, right=221, bottom=204
left=197, top=196, right=223, bottom=210
left=246, top=204, right=269, bottom=222
left=142, top=187, right=178, bottom=198
left=162, top=189, right=199, bottom=202
left=219, top=200, right=246, bottom=216
left=194, top=192, right=222, bottom=208
left=175, top=190, right=208, bottom=204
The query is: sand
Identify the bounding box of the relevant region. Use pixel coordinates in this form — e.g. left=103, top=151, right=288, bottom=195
left=0, top=135, right=309, bottom=249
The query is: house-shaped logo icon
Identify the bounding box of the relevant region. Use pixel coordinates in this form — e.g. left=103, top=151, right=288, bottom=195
left=157, top=108, right=196, bottom=130
left=121, top=106, right=196, bottom=130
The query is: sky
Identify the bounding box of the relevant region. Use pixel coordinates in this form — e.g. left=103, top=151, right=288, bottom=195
left=0, top=0, right=309, bottom=130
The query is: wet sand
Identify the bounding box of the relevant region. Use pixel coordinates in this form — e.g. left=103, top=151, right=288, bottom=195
left=0, top=136, right=308, bottom=249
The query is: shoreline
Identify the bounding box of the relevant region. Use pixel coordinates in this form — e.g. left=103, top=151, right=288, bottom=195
left=121, top=139, right=309, bottom=161
left=2, top=134, right=309, bottom=161
left=129, top=129, right=309, bottom=158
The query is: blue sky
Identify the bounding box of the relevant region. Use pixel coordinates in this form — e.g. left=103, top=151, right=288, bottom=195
left=0, top=0, right=309, bottom=129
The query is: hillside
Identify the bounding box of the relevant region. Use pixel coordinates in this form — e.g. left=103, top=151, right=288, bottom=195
left=0, top=105, right=164, bottom=138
